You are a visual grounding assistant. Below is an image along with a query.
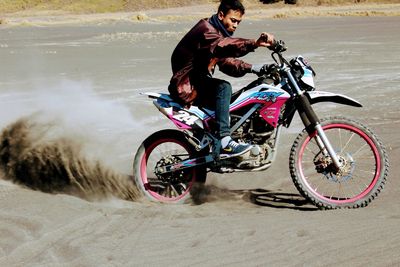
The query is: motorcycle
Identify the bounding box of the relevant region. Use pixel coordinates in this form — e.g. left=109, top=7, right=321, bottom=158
left=133, top=40, right=389, bottom=209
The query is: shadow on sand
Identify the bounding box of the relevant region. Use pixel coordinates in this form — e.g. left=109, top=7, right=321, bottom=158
left=245, top=189, right=318, bottom=211
left=190, top=184, right=318, bottom=211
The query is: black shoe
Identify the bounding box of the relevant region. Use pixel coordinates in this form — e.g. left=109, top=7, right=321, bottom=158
left=220, top=140, right=252, bottom=158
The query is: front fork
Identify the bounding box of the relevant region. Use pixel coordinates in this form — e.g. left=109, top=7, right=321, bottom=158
left=285, top=68, right=342, bottom=170
left=296, top=94, right=342, bottom=170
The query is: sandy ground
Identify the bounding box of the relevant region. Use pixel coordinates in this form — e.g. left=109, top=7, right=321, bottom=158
left=1, top=4, right=400, bottom=267
left=1, top=3, right=400, bottom=26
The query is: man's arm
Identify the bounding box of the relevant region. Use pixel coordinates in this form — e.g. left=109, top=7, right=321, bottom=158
left=204, top=31, right=275, bottom=59
left=217, top=58, right=252, bottom=77
left=204, top=31, right=257, bottom=58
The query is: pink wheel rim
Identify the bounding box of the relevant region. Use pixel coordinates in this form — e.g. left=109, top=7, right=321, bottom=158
left=298, top=123, right=381, bottom=204
left=140, top=138, right=195, bottom=202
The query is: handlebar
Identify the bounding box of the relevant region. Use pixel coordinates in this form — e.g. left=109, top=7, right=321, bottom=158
left=269, top=40, right=287, bottom=53
left=268, top=39, right=290, bottom=67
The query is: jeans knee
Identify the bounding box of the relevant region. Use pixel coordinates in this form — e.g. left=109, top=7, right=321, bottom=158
left=217, top=81, right=232, bottom=98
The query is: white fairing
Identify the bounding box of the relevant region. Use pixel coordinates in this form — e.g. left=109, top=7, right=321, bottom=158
left=301, top=68, right=315, bottom=88
left=231, top=83, right=290, bottom=107
left=294, top=55, right=315, bottom=89
left=307, top=91, right=362, bottom=107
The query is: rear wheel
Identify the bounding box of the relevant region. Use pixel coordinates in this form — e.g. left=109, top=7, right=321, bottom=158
left=290, top=117, right=389, bottom=209
left=133, top=130, right=207, bottom=203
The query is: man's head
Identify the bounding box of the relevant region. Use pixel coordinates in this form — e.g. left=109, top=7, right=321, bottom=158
left=217, top=0, right=245, bottom=34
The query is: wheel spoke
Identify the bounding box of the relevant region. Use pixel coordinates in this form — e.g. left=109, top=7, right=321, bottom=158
left=351, top=174, right=370, bottom=189
left=305, top=145, right=317, bottom=155
left=347, top=177, right=362, bottom=197
left=170, top=184, right=180, bottom=196
left=357, top=168, right=376, bottom=175
left=337, top=182, right=342, bottom=198
left=352, top=143, right=369, bottom=158
left=312, top=176, right=326, bottom=192
left=339, top=132, right=354, bottom=154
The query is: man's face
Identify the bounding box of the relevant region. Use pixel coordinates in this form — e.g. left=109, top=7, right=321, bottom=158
left=218, top=9, right=243, bottom=34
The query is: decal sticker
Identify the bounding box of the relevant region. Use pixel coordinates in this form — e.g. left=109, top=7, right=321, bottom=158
left=253, top=91, right=284, bottom=103
left=172, top=111, right=198, bottom=125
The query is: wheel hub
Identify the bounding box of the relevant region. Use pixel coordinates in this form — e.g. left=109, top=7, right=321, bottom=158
left=314, top=152, right=355, bottom=183
left=154, top=155, right=185, bottom=183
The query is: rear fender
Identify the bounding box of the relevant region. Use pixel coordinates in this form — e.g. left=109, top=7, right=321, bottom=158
left=142, top=92, right=204, bottom=130
left=306, top=91, right=362, bottom=107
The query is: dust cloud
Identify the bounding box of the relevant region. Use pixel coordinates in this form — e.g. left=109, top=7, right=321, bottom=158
left=0, top=80, right=142, bottom=201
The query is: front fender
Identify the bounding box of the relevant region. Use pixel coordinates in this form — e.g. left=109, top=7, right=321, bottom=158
left=306, top=91, right=362, bottom=107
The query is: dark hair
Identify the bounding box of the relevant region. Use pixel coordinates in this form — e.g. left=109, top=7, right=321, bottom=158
left=218, top=0, right=245, bottom=15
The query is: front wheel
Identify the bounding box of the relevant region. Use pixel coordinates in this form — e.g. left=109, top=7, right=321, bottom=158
left=133, top=129, right=207, bottom=203
left=290, top=117, right=389, bottom=209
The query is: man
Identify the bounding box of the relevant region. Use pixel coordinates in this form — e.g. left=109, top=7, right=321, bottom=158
left=168, top=0, right=274, bottom=158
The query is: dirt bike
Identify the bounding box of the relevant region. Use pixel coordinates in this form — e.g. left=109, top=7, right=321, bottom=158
left=133, top=40, right=389, bottom=209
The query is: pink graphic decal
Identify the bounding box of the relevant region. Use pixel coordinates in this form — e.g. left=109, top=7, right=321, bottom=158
left=259, top=99, right=287, bottom=128
left=168, top=116, right=192, bottom=130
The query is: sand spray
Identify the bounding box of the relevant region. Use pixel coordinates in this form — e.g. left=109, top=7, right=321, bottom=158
left=0, top=80, right=240, bottom=204
left=0, top=80, right=144, bottom=201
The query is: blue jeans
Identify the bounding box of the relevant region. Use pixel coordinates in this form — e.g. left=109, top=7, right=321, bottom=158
left=193, top=76, right=232, bottom=139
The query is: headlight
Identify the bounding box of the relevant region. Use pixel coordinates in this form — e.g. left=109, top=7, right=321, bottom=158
left=290, top=56, right=316, bottom=91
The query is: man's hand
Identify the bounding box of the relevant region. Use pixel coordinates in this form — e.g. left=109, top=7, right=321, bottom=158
left=251, top=63, right=277, bottom=75
left=251, top=64, right=269, bottom=75
left=251, top=63, right=281, bottom=84
left=256, top=32, right=275, bottom=48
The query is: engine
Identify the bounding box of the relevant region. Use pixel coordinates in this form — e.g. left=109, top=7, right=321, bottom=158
left=227, top=111, right=275, bottom=169
left=231, top=111, right=275, bottom=144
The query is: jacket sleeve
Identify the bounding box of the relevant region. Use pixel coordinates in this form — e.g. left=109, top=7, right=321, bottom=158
left=217, top=58, right=252, bottom=77
left=203, top=31, right=258, bottom=59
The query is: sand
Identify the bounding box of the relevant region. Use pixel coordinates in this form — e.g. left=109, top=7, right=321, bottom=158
left=1, top=3, right=400, bottom=26
left=1, top=3, right=400, bottom=266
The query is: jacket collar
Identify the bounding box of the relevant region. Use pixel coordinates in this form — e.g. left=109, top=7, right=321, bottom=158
left=208, top=14, right=233, bottom=37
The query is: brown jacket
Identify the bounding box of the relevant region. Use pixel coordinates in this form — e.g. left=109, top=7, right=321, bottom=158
left=169, top=18, right=258, bottom=104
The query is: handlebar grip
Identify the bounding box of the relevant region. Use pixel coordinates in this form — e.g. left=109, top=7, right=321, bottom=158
left=268, top=39, right=278, bottom=50
left=270, top=40, right=287, bottom=52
